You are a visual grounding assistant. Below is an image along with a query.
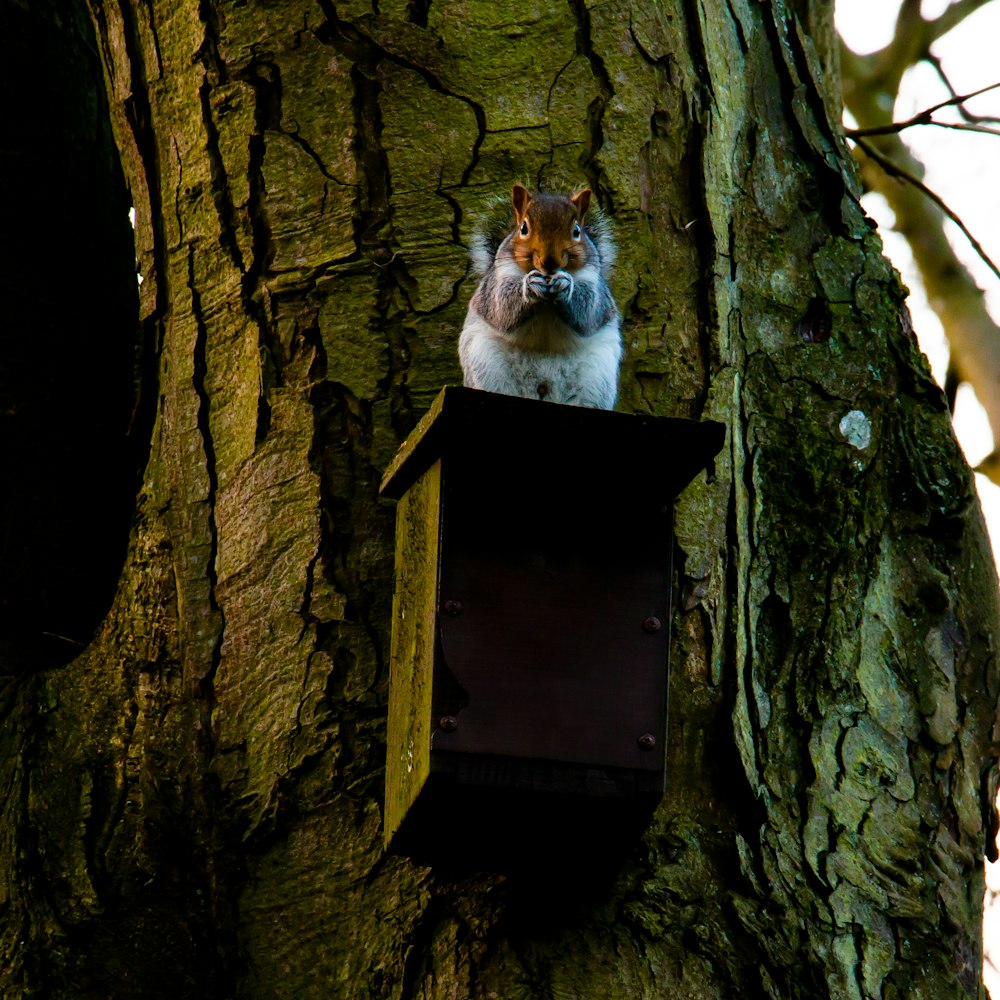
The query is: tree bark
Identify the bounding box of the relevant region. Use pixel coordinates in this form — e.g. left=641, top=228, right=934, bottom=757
left=2, top=0, right=998, bottom=997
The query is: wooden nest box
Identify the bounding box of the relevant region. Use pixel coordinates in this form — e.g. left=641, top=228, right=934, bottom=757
left=380, top=387, right=724, bottom=868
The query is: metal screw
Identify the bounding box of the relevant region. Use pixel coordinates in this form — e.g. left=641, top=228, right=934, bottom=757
left=642, top=616, right=662, bottom=633
left=637, top=732, right=657, bottom=751
left=443, top=599, right=463, bottom=616
left=439, top=715, right=458, bottom=733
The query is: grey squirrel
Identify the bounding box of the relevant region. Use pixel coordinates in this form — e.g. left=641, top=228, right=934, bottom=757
left=458, top=184, right=622, bottom=410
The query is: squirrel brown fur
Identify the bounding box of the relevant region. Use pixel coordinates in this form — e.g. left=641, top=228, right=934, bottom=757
left=458, top=184, right=622, bottom=410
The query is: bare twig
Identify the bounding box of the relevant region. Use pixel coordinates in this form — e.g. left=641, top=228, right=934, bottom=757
left=924, top=52, right=959, bottom=97
left=923, top=80, right=1000, bottom=117
left=848, top=80, right=1000, bottom=137
left=851, top=136, right=1000, bottom=284
left=40, top=632, right=87, bottom=647
left=848, top=120, right=1000, bottom=138
left=923, top=50, right=1000, bottom=124
left=959, top=109, right=1000, bottom=125
left=947, top=85, right=1000, bottom=126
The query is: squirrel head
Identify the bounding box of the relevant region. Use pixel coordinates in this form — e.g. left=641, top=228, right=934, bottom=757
left=510, top=184, right=592, bottom=275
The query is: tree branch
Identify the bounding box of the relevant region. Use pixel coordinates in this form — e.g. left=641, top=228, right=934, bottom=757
left=850, top=0, right=995, bottom=103
left=874, top=0, right=929, bottom=91
left=922, top=80, right=1000, bottom=118
left=924, top=58, right=1000, bottom=125
left=851, top=136, right=1000, bottom=284
left=846, top=82, right=1000, bottom=137
left=924, top=0, right=995, bottom=45
left=852, top=120, right=1000, bottom=137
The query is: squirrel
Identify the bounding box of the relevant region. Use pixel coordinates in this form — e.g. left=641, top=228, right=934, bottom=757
left=458, top=184, right=622, bottom=410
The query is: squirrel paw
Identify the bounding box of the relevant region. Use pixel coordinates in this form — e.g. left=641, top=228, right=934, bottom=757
left=522, top=269, right=549, bottom=301
left=548, top=271, right=574, bottom=302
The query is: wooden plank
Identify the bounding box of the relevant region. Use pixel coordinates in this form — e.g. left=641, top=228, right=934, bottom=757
left=379, top=387, right=451, bottom=499
left=380, top=385, right=727, bottom=503
left=383, top=460, right=441, bottom=850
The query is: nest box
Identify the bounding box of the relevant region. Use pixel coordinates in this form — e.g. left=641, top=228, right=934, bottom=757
left=380, top=387, right=724, bottom=867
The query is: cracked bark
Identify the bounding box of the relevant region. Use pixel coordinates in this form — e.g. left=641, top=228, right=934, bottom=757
left=2, top=0, right=998, bottom=998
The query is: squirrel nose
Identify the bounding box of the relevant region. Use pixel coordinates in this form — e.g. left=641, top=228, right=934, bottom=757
left=538, top=255, right=560, bottom=275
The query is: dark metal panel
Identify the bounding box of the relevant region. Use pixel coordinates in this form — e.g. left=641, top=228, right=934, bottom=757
left=434, top=456, right=673, bottom=772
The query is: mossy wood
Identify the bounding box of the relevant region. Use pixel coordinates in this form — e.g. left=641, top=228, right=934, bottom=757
left=381, top=387, right=723, bottom=864
left=384, top=456, right=442, bottom=859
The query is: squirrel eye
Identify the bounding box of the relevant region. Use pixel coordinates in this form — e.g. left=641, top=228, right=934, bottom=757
left=519, top=221, right=529, bottom=237
left=572, top=223, right=581, bottom=240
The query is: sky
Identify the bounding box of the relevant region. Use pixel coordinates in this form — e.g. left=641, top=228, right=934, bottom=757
left=835, top=0, right=1000, bottom=990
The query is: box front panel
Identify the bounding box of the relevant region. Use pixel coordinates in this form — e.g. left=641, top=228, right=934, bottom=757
left=434, top=455, right=671, bottom=773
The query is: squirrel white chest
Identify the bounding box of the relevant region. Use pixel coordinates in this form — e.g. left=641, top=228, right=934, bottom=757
left=459, top=305, right=621, bottom=410
left=490, top=305, right=579, bottom=354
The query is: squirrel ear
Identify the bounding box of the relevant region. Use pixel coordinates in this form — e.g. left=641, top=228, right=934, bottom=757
left=512, top=184, right=530, bottom=218
left=571, top=188, right=592, bottom=219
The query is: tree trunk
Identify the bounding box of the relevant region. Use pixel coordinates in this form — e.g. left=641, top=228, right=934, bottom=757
left=2, top=0, right=998, bottom=997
